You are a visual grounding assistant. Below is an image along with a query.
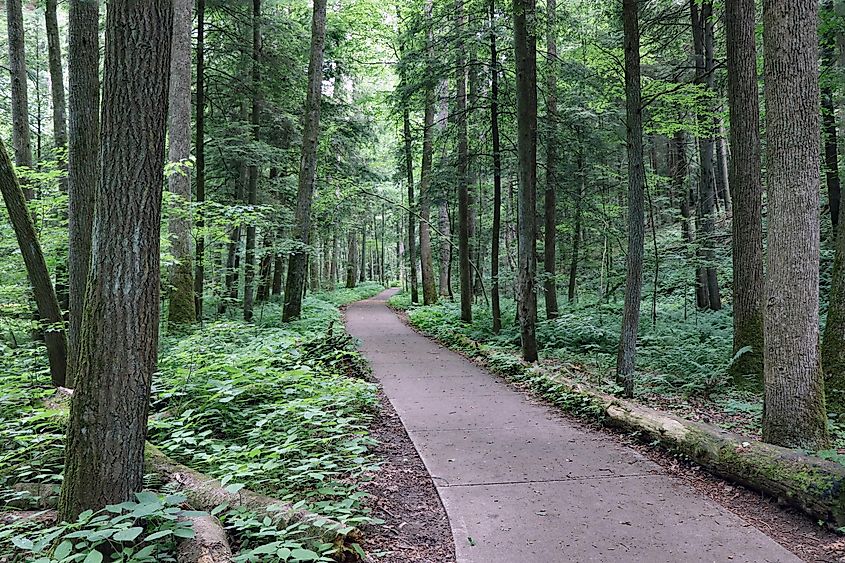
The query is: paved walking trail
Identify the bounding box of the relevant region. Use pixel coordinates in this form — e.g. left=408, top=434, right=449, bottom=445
left=346, top=289, right=799, bottom=563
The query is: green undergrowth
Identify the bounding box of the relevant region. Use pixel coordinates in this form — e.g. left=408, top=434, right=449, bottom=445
left=1, top=284, right=385, bottom=562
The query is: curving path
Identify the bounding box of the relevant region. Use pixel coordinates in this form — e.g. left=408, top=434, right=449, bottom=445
left=346, top=289, right=799, bottom=563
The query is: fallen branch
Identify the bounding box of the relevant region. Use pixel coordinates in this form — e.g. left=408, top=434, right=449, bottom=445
left=441, top=332, right=845, bottom=527
left=145, top=444, right=362, bottom=550
left=0, top=510, right=57, bottom=525
left=177, top=513, right=233, bottom=563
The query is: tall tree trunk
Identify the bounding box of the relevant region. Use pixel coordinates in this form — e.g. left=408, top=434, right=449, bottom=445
left=691, top=0, right=722, bottom=311
left=403, top=107, right=419, bottom=302
left=257, top=232, right=273, bottom=302
left=725, top=0, right=764, bottom=385
left=45, top=0, right=67, bottom=164
left=6, top=0, right=33, bottom=199
left=673, top=129, right=693, bottom=244
left=543, top=0, right=559, bottom=319
left=59, top=0, right=173, bottom=520
left=66, top=0, right=99, bottom=388
left=167, top=0, right=196, bottom=325
left=346, top=233, right=358, bottom=289
left=360, top=224, right=367, bottom=282
left=243, top=0, right=261, bottom=322
left=616, top=0, right=645, bottom=398
left=0, top=140, right=67, bottom=386
left=456, top=0, right=472, bottom=322
left=513, top=0, right=538, bottom=362
left=761, top=0, right=829, bottom=449
left=222, top=102, right=250, bottom=312
left=283, top=0, right=328, bottom=321
left=490, top=0, right=502, bottom=333
left=419, top=0, right=437, bottom=305
left=568, top=148, right=584, bottom=303
left=714, top=123, right=732, bottom=214
left=194, top=0, right=206, bottom=321
left=821, top=0, right=845, bottom=413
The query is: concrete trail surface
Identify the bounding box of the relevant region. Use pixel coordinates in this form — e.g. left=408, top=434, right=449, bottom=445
left=345, top=289, right=799, bottom=563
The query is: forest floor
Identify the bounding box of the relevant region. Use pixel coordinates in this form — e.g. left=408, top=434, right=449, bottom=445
left=346, top=289, right=824, bottom=562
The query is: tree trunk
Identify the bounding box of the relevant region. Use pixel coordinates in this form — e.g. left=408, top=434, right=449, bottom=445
left=0, top=140, right=67, bottom=386
left=419, top=0, right=437, bottom=305
left=59, top=0, right=173, bottom=520
left=490, top=0, right=502, bottom=333
left=691, top=0, right=721, bottom=311
left=6, top=0, right=33, bottom=198
left=672, top=129, right=693, bottom=244
left=194, top=0, right=206, bottom=321
left=725, top=0, right=764, bottom=386
left=45, top=0, right=67, bottom=163
left=513, top=0, right=538, bottom=362
left=761, top=0, right=829, bottom=450
left=403, top=107, right=419, bottom=302
left=360, top=224, right=367, bottom=283
left=272, top=251, right=284, bottom=296
left=616, top=0, right=645, bottom=398
left=568, top=148, right=584, bottom=303
left=714, top=123, right=732, bottom=215
left=66, top=0, right=100, bottom=388
left=167, top=0, right=196, bottom=325
left=257, top=232, right=273, bottom=302
left=329, top=233, right=339, bottom=288
left=455, top=0, right=472, bottom=322
left=243, top=0, right=261, bottom=322
left=346, top=233, right=358, bottom=289
left=543, top=0, right=559, bottom=319
left=283, top=0, right=327, bottom=321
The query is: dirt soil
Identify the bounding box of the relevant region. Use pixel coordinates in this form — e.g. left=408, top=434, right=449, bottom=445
left=359, top=390, right=456, bottom=563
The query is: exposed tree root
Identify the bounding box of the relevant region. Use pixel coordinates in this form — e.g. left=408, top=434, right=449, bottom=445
left=145, top=444, right=362, bottom=551
left=177, top=513, right=233, bottom=563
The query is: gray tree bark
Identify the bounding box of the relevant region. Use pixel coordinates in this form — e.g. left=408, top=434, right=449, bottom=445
left=243, top=0, right=261, bottom=322
left=456, top=0, right=472, bottom=322
left=761, top=0, right=829, bottom=449
left=490, top=0, right=502, bottom=333
left=167, top=0, right=196, bottom=325
left=283, top=0, right=328, bottom=321
left=60, top=0, right=173, bottom=520
left=616, top=0, right=645, bottom=397
left=543, top=0, right=559, bottom=319
left=725, top=0, right=764, bottom=385
left=419, top=0, right=437, bottom=305
left=45, top=0, right=67, bottom=160
left=513, top=0, right=538, bottom=362
left=6, top=0, right=33, bottom=198
left=66, top=0, right=100, bottom=388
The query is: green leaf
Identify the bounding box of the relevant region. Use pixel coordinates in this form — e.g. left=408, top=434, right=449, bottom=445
left=290, top=547, right=320, bottom=561
left=11, top=536, right=34, bottom=551
left=82, top=551, right=104, bottom=563
left=53, top=540, right=73, bottom=559
left=144, top=530, right=172, bottom=542
left=224, top=483, right=244, bottom=495
left=112, top=527, right=144, bottom=542
left=173, top=528, right=195, bottom=539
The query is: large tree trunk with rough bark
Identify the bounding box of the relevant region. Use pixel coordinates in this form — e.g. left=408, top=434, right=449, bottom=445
left=346, top=233, right=358, bottom=289
left=167, top=0, right=196, bottom=326
left=725, top=0, right=764, bottom=386
left=490, top=0, right=502, bottom=333
left=543, top=0, right=559, bottom=320
left=616, top=0, right=645, bottom=398
left=6, top=0, right=33, bottom=199
left=66, top=0, right=100, bottom=388
left=0, top=140, right=67, bottom=387
left=283, top=0, right=328, bottom=321
left=59, top=0, right=173, bottom=520
left=243, top=0, right=262, bottom=322
left=761, top=0, right=829, bottom=450
left=513, top=0, right=538, bottom=362
left=45, top=0, right=67, bottom=161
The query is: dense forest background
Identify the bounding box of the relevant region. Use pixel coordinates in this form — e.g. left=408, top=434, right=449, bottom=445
left=3, top=0, right=845, bottom=560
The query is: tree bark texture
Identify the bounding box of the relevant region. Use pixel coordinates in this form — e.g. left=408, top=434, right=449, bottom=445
left=167, top=0, right=196, bottom=325
left=456, top=0, right=472, bottom=322
left=490, top=0, right=502, bottom=334
left=419, top=1, right=437, bottom=305
left=194, top=0, right=206, bottom=321
left=59, top=0, right=173, bottom=520
left=283, top=0, right=328, bottom=321
left=616, top=0, right=645, bottom=397
left=761, top=0, right=829, bottom=450
left=45, top=0, right=67, bottom=157
left=725, top=0, right=764, bottom=386
left=66, top=0, right=100, bottom=388
left=0, top=139, right=67, bottom=387
left=513, top=0, right=538, bottom=362
left=543, top=0, right=559, bottom=320
left=6, top=0, right=33, bottom=190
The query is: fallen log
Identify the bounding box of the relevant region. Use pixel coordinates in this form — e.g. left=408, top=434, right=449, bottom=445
left=435, top=332, right=845, bottom=527
left=0, top=510, right=56, bottom=525
left=177, top=514, right=233, bottom=563
left=145, top=444, right=361, bottom=550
